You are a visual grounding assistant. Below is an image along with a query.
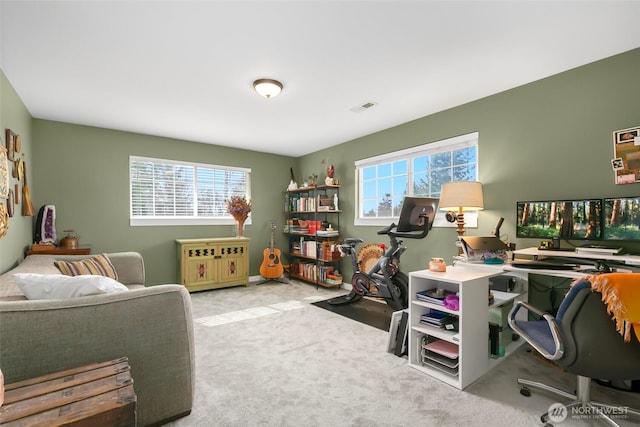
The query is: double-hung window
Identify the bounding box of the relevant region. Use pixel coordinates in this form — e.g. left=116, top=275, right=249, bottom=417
left=355, top=132, right=478, bottom=227
left=130, top=156, right=251, bottom=226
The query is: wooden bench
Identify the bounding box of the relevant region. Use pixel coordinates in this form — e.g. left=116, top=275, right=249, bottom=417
left=0, top=357, right=136, bottom=426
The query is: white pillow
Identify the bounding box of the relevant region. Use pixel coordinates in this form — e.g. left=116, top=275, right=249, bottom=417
left=13, top=273, right=129, bottom=300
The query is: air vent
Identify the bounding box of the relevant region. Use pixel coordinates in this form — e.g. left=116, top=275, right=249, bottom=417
left=350, top=101, right=378, bottom=113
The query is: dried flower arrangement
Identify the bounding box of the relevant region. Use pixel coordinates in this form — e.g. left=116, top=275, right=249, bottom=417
left=226, top=195, right=252, bottom=221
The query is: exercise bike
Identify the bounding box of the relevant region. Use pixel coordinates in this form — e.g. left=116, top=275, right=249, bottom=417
left=328, top=196, right=438, bottom=311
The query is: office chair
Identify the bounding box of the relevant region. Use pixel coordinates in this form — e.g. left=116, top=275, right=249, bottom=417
left=508, top=279, right=640, bottom=426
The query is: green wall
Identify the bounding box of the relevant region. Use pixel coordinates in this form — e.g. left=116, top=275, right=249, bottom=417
left=299, top=48, right=640, bottom=279
left=30, top=121, right=297, bottom=285
left=2, top=48, right=639, bottom=284
left=0, top=70, right=34, bottom=273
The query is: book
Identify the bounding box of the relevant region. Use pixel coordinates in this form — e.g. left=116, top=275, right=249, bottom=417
left=416, top=289, right=456, bottom=305
left=316, top=230, right=339, bottom=237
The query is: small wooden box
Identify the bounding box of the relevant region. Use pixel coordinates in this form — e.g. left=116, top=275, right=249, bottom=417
left=0, top=357, right=136, bottom=427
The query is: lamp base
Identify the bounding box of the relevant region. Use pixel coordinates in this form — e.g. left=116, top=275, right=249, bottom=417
left=456, top=210, right=466, bottom=255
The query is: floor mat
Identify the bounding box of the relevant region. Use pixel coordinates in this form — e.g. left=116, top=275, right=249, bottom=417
left=311, top=297, right=394, bottom=331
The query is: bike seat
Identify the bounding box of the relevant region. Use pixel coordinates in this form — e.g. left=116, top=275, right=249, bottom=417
left=344, top=238, right=363, bottom=246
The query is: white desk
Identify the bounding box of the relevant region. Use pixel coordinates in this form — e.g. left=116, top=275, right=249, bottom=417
left=407, top=265, right=526, bottom=389
left=513, top=247, right=640, bottom=267
left=452, top=255, right=577, bottom=283
left=412, top=249, right=639, bottom=390
left=454, top=247, right=640, bottom=279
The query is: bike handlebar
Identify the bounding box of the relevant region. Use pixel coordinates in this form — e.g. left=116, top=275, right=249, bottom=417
left=376, top=214, right=430, bottom=239
left=376, top=224, right=395, bottom=235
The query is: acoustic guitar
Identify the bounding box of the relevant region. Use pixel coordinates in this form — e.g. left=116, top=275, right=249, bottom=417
left=260, top=222, right=284, bottom=279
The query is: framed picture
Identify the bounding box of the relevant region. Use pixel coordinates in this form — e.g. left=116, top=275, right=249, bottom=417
left=387, top=309, right=409, bottom=356
left=615, top=127, right=639, bottom=144
left=5, top=129, right=16, bottom=161
left=612, top=125, right=640, bottom=184
left=0, top=145, right=9, bottom=199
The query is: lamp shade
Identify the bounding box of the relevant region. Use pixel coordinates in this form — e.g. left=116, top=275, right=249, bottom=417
left=253, top=79, right=283, bottom=98
left=438, top=181, right=484, bottom=211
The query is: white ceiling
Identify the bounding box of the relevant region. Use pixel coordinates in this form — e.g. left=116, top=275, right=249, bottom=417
left=2, top=1, right=640, bottom=157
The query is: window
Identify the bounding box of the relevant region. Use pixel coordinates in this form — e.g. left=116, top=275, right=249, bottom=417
left=355, top=132, right=478, bottom=226
left=130, top=156, right=251, bottom=226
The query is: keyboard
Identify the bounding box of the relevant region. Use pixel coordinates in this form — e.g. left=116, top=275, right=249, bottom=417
left=511, top=260, right=577, bottom=270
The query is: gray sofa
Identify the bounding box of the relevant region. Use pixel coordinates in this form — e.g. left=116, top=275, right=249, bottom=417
left=0, top=252, right=195, bottom=426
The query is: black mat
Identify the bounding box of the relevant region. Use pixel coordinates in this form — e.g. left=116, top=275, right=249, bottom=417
left=311, top=297, right=394, bottom=331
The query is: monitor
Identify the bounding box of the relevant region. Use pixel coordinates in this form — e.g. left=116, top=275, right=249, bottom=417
left=603, top=197, right=640, bottom=241
left=516, top=199, right=602, bottom=240
left=397, top=196, right=439, bottom=233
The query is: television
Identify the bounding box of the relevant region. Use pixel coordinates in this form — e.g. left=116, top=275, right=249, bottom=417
left=603, top=197, right=640, bottom=241
left=516, top=199, right=602, bottom=240
left=397, top=196, right=439, bottom=233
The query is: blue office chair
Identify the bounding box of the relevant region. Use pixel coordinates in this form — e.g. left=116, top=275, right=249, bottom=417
left=508, top=279, right=640, bottom=426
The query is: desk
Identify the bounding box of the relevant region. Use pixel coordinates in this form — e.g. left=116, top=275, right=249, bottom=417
left=513, top=247, right=640, bottom=268
left=457, top=247, right=640, bottom=318
left=407, top=265, right=526, bottom=389
left=456, top=246, right=640, bottom=279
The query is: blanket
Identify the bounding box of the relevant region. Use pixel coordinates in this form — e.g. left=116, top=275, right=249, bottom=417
left=574, top=273, right=640, bottom=342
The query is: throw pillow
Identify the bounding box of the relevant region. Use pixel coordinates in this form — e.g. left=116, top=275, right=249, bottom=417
left=13, top=273, right=129, bottom=300
left=54, top=254, right=119, bottom=280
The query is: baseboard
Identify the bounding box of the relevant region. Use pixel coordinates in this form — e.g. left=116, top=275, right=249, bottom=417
left=249, top=274, right=349, bottom=290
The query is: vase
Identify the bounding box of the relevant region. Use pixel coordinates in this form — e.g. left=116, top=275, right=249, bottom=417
left=235, top=219, right=245, bottom=237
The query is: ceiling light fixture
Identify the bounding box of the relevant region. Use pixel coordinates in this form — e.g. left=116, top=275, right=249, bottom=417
left=253, top=78, right=283, bottom=99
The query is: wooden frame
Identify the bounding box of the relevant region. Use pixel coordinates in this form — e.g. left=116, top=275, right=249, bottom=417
left=5, top=129, right=16, bottom=160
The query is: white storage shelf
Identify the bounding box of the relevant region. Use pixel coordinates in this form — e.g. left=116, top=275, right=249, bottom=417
left=408, top=267, right=524, bottom=390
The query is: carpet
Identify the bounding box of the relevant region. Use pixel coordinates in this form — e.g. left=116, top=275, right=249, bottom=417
left=168, top=280, right=640, bottom=427
left=311, top=295, right=394, bottom=331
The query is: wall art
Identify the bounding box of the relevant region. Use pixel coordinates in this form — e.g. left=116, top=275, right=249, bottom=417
left=0, top=145, right=9, bottom=199
left=5, top=129, right=16, bottom=161
left=612, top=125, right=640, bottom=185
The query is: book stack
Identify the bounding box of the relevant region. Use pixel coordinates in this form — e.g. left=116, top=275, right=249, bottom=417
left=291, top=262, right=340, bottom=286
left=325, top=273, right=343, bottom=286
left=416, top=289, right=456, bottom=306
left=318, top=265, right=336, bottom=284
left=420, top=310, right=458, bottom=331
left=320, top=241, right=340, bottom=261
left=316, top=229, right=339, bottom=237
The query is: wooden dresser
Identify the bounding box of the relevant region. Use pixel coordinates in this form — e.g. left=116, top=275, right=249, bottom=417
left=176, top=237, right=249, bottom=292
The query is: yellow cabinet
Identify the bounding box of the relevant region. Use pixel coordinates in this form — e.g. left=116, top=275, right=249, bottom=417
left=176, top=237, right=249, bottom=292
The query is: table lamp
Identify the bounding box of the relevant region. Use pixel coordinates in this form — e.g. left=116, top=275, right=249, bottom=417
left=439, top=181, right=484, bottom=240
